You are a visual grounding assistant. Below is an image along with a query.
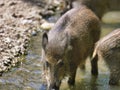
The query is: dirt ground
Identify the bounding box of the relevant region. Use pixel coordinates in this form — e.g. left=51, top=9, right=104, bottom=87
left=0, top=0, right=68, bottom=73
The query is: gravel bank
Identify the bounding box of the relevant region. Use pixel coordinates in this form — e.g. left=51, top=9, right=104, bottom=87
left=0, top=0, right=69, bottom=74
left=0, top=0, right=45, bottom=73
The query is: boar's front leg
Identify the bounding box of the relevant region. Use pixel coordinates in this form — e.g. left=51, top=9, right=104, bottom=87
left=68, top=62, right=77, bottom=87
left=109, top=70, right=120, bottom=85
left=109, top=61, right=120, bottom=85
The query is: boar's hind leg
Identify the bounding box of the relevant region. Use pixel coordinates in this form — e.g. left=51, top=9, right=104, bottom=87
left=91, top=54, right=98, bottom=76
left=68, top=64, right=77, bottom=87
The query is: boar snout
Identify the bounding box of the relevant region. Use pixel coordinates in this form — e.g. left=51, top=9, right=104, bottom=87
left=48, top=80, right=61, bottom=90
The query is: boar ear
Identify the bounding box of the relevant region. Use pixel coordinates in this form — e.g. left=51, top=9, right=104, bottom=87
left=42, top=32, right=48, bottom=50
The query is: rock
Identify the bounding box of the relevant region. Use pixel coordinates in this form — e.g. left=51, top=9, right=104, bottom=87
left=0, top=2, right=4, bottom=7
left=12, top=13, right=23, bottom=18
left=0, top=30, right=4, bottom=33
left=53, top=0, right=61, bottom=6
left=40, top=10, right=55, bottom=18
left=0, top=48, right=4, bottom=52
left=4, top=37, right=12, bottom=43
left=40, top=22, right=54, bottom=30
left=31, top=30, right=37, bottom=36
left=21, top=19, right=33, bottom=25
left=9, top=2, right=17, bottom=6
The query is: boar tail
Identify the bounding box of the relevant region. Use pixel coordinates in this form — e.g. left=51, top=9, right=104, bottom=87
left=92, top=43, right=99, bottom=60
left=92, top=48, right=97, bottom=59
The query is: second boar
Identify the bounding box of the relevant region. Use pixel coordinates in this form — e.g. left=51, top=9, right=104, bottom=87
left=92, top=29, right=120, bottom=85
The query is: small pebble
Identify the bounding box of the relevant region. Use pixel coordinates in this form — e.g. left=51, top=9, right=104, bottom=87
left=40, top=22, right=54, bottom=30
left=31, top=30, right=37, bottom=36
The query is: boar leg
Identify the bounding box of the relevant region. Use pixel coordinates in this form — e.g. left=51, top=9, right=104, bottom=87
left=106, top=51, right=120, bottom=85
left=68, top=64, right=77, bottom=86
left=91, top=54, right=98, bottom=76
left=109, top=60, right=120, bottom=85
left=109, top=68, right=120, bottom=85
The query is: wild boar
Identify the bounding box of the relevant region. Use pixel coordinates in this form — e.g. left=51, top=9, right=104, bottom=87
left=65, top=0, right=120, bottom=19
left=92, top=28, right=120, bottom=85
left=41, top=5, right=100, bottom=90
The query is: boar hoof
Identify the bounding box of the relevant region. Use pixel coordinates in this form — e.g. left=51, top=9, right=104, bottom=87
left=68, top=78, right=75, bottom=86
left=91, top=69, right=98, bottom=76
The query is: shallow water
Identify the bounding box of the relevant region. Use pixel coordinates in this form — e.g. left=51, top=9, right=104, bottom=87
left=0, top=12, right=120, bottom=90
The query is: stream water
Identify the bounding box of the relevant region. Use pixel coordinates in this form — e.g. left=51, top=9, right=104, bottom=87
left=0, top=12, right=120, bottom=90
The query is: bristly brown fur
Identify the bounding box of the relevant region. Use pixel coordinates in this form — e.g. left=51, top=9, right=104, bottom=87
left=92, top=28, right=120, bottom=85
left=42, top=5, right=101, bottom=90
